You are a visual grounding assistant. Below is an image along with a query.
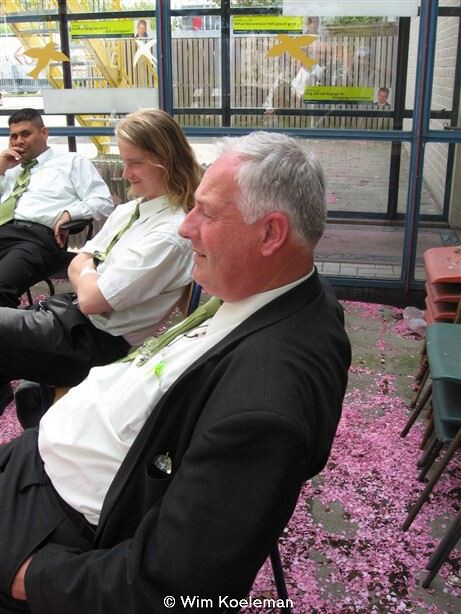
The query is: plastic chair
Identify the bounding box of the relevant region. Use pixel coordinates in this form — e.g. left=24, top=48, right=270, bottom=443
left=407, top=248, right=461, bottom=415
left=402, top=379, right=461, bottom=531
left=177, top=281, right=202, bottom=318
left=400, top=321, right=461, bottom=438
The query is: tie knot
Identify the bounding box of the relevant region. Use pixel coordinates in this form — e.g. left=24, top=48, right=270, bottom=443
left=21, top=159, right=37, bottom=170
left=198, top=296, right=222, bottom=319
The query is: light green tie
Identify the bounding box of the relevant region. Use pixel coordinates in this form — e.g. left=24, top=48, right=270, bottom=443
left=123, top=296, right=222, bottom=365
left=0, top=159, right=38, bottom=225
left=93, top=201, right=141, bottom=263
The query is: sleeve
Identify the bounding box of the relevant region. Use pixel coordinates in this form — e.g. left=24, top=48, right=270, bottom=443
left=64, top=155, right=114, bottom=222
left=25, top=411, right=307, bottom=613
left=96, top=231, right=192, bottom=311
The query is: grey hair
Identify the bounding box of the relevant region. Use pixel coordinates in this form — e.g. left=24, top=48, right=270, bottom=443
left=218, top=132, right=326, bottom=246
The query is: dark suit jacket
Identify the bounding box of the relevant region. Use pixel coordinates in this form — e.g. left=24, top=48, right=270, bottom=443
left=27, top=271, right=351, bottom=613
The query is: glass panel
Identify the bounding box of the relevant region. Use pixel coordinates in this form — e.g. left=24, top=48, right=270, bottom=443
left=186, top=136, right=220, bottom=167
left=0, top=19, right=59, bottom=97
left=397, top=142, right=450, bottom=218
left=230, top=0, right=280, bottom=6
left=0, top=1, right=58, bottom=16
left=316, top=219, right=403, bottom=280
left=313, top=139, right=402, bottom=280
left=172, top=1, right=219, bottom=9
left=414, top=142, right=461, bottom=284
left=69, top=17, right=158, bottom=89
left=312, top=140, right=392, bottom=216
left=430, top=14, right=459, bottom=129
left=67, top=2, right=156, bottom=14
left=230, top=13, right=399, bottom=130
left=172, top=16, right=221, bottom=111
left=174, top=114, right=222, bottom=129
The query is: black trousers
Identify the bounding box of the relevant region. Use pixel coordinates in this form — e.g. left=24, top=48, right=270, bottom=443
left=0, top=221, right=68, bottom=308
left=0, top=429, right=94, bottom=612
left=0, top=293, right=130, bottom=387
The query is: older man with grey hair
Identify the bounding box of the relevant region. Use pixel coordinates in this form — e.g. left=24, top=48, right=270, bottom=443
left=0, top=131, right=350, bottom=613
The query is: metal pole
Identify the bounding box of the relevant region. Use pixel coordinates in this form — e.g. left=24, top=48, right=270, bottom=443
left=58, top=0, right=76, bottom=151
left=402, top=0, right=439, bottom=295
left=157, top=0, right=173, bottom=114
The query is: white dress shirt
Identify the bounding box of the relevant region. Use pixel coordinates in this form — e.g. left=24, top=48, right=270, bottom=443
left=85, top=196, right=194, bottom=346
left=39, top=272, right=312, bottom=525
left=0, top=147, right=113, bottom=226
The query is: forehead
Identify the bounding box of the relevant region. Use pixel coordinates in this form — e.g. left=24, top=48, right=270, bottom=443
left=117, top=139, right=150, bottom=161
left=196, top=153, right=241, bottom=203
left=9, top=120, right=40, bottom=135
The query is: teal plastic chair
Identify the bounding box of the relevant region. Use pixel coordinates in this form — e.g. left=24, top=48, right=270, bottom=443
left=402, top=379, right=461, bottom=529
left=402, top=379, right=461, bottom=588
left=400, top=322, right=461, bottom=438
left=402, top=324, right=461, bottom=536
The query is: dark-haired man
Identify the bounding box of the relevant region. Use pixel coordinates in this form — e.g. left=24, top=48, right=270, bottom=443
left=0, top=107, right=113, bottom=310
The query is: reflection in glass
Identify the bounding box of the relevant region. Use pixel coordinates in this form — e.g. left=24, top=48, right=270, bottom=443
left=231, top=14, right=398, bottom=130
left=172, top=16, right=221, bottom=111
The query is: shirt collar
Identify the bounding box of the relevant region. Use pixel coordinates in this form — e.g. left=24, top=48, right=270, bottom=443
left=135, top=195, right=171, bottom=219
left=207, top=268, right=315, bottom=336
left=34, top=147, right=53, bottom=165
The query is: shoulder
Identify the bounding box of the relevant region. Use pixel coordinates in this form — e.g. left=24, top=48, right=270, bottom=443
left=61, top=152, right=100, bottom=173
left=140, top=198, right=188, bottom=237
left=199, top=279, right=349, bottom=402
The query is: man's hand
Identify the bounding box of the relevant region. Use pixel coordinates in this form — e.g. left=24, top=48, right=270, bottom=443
left=54, top=210, right=72, bottom=248
left=10, top=556, right=32, bottom=601
left=0, top=147, right=24, bottom=175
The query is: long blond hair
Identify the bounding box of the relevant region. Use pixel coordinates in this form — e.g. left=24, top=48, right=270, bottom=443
left=116, top=109, right=203, bottom=211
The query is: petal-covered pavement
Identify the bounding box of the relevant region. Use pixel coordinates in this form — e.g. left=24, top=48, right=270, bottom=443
left=248, top=302, right=461, bottom=613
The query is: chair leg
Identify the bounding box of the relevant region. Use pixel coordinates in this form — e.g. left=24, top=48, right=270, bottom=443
left=416, top=433, right=443, bottom=472
left=25, top=288, right=33, bottom=307
left=419, top=407, right=434, bottom=450
left=418, top=439, right=443, bottom=481
left=45, top=278, right=55, bottom=296
left=401, top=385, right=432, bottom=438
left=411, top=364, right=429, bottom=408
left=402, top=428, right=461, bottom=531
left=270, top=544, right=292, bottom=614
left=422, top=507, right=461, bottom=588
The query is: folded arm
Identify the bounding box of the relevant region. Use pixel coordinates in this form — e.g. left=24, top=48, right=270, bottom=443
left=68, top=252, right=112, bottom=315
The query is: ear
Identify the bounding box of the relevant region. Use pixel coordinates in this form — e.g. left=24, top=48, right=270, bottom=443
left=41, top=127, right=49, bottom=140
left=259, top=212, right=290, bottom=257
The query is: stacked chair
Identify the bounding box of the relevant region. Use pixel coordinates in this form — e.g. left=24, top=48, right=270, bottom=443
left=401, top=246, right=461, bottom=437
left=400, top=246, right=461, bottom=587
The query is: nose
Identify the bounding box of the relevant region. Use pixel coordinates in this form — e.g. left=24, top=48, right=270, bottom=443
left=122, top=165, right=131, bottom=181
left=178, top=207, right=199, bottom=241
